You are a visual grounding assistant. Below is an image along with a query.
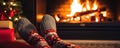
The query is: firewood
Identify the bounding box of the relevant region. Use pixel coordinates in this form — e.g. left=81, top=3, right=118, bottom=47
left=74, top=7, right=106, bottom=16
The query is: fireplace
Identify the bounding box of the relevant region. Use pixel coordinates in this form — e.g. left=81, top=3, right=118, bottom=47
left=46, top=0, right=108, bottom=22
left=36, top=0, right=120, bottom=40
left=36, top=0, right=120, bottom=22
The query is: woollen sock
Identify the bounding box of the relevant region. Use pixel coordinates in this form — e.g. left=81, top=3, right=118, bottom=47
left=40, top=14, right=80, bottom=48
left=16, top=17, right=51, bottom=48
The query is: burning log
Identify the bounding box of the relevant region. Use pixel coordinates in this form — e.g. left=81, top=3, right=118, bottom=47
left=55, top=7, right=107, bottom=22
left=74, top=7, right=107, bottom=16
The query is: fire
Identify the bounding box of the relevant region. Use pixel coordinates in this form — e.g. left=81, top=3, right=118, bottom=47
left=67, top=0, right=82, bottom=17
left=55, top=0, right=107, bottom=22
left=55, top=15, right=60, bottom=22
left=92, top=0, right=98, bottom=10
left=86, top=0, right=91, bottom=10
left=67, top=0, right=98, bottom=16
left=101, top=11, right=107, bottom=17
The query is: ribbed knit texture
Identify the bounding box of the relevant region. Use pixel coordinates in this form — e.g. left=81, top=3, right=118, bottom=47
left=16, top=17, right=50, bottom=48
left=41, top=14, right=80, bottom=48
left=41, top=14, right=56, bottom=34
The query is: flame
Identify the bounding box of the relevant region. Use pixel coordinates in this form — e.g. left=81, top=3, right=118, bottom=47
left=96, top=18, right=99, bottom=22
left=67, top=0, right=99, bottom=17
left=101, top=11, right=107, bottom=17
left=67, top=0, right=82, bottom=17
left=75, top=17, right=80, bottom=21
left=55, top=15, right=60, bottom=22
left=92, top=0, right=98, bottom=10
left=86, top=0, right=91, bottom=10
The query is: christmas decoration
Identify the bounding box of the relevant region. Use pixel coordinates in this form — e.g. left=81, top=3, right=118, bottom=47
left=0, top=29, right=14, bottom=43
left=0, top=0, right=23, bottom=21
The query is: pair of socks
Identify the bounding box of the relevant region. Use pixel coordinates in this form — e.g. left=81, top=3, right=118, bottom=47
left=16, top=17, right=50, bottom=48
left=16, top=15, right=80, bottom=48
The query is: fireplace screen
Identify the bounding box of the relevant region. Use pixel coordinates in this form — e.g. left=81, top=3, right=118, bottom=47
left=37, top=0, right=119, bottom=23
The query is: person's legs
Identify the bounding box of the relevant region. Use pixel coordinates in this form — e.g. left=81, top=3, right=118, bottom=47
left=40, top=14, right=80, bottom=48
left=16, top=17, right=51, bottom=48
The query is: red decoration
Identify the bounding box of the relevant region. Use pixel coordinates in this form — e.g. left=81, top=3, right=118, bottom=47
left=0, top=8, right=3, bottom=11
left=0, top=12, right=6, bottom=20
left=1, top=14, right=5, bottom=20
left=0, top=29, right=14, bottom=43
left=7, top=10, right=15, bottom=17
left=7, top=9, right=17, bottom=17
left=10, top=11, right=14, bottom=17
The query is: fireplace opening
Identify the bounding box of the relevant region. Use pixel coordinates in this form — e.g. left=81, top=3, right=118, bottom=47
left=50, top=0, right=108, bottom=23
left=37, top=0, right=119, bottom=23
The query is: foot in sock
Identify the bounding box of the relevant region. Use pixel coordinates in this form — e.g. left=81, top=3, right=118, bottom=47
left=16, top=17, right=51, bottom=48
left=40, top=14, right=80, bottom=48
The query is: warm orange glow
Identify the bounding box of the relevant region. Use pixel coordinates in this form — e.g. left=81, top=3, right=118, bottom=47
left=96, top=18, right=99, bottom=22
left=55, top=0, right=107, bottom=22
left=89, top=12, right=97, bottom=16
left=63, top=20, right=67, bottom=22
left=101, top=11, right=107, bottom=17
left=36, top=14, right=43, bottom=22
left=86, top=0, right=91, bottom=10
left=92, top=0, right=98, bottom=10
left=83, top=8, right=87, bottom=12
left=67, top=0, right=82, bottom=17
left=67, top=0, right=99, bottom=17
left=75, top=17, right=80, bottom=21
left=54, top=15, right=60, bottom=22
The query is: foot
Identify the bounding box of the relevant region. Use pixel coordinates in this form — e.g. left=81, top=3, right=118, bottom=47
left=16, top=17, right=50, bottom=48
left=40, top=14, right=80, bottom=48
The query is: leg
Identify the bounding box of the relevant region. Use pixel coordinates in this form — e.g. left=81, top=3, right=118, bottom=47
left=16, top=17, right=51, bottom=48
left=40, top=14, right=80, bottom=48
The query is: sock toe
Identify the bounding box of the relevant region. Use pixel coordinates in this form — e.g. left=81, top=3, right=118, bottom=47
left=16, top=18, right=37, bottom=39
left=41, top=14, right=56, bottom=32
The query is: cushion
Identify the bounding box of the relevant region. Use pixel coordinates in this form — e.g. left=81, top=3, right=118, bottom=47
left=0, top=41, right=34, bottom=48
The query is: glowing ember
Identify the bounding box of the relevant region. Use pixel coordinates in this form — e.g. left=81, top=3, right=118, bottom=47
left=96, top=18, right=99, bottom=22
left=101, top=11, right=107, bottom=17
left=55, top=15, right=60, bottom=22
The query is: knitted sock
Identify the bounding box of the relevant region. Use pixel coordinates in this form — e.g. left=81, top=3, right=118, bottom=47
left=16, top=17, right=51, bottom=48
left=40, top=15, right=80, bottom=48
